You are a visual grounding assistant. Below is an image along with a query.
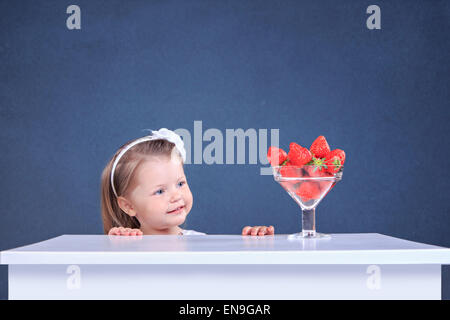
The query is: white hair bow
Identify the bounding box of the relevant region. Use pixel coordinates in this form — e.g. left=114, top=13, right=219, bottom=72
left=147, top=128, right=186, bottom=163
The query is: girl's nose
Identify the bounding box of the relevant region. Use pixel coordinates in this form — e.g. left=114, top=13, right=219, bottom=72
left=170, top=189, right=182, bottom=202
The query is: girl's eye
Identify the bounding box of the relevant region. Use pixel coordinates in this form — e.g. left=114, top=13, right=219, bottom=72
left=154, top=189, right=164, bottom=195
left=178, top=181, right=186, bottom=187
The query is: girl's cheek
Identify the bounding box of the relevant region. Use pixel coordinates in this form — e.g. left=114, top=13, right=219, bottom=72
left=185, top=188, right=193, bottom=208
left=182, top=186, right=189, bottom=197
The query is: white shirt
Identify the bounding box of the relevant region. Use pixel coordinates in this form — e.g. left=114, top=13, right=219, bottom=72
left=181, top=229, right=206, bottom=235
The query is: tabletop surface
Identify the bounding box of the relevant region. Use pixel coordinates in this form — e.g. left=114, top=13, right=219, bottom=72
left=2, top=233, right=450, bottom=265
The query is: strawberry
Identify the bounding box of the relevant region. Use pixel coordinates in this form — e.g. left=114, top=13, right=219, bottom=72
left=310, top=136, right=331, bottom=158
left=267, top=146, right=288, bottom=166
left=325, top=149, right=345, bottom=173
left=296, top=181, right=321, bottom=202
left=287, top=142, right=312, bottom=166
left=278, top=162, right=300, bottom=190
left=302, top=161, right=333, bottom=193
left=331, top=149, right=346, bottom=163
left=279, top=162, right=299, bottom=178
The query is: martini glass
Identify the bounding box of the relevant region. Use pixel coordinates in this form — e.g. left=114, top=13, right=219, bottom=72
left=272, top=165, right=343, bottom=239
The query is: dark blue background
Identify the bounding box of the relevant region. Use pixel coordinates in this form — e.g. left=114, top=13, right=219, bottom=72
left=1, top=0, right=449, bottom=299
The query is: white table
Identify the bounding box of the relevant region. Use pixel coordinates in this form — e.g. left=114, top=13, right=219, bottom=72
left=1, top=233, right=450, bottom=300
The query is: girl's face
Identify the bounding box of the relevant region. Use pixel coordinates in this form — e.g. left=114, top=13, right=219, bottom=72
left=120, top=156, right=193, bottom=234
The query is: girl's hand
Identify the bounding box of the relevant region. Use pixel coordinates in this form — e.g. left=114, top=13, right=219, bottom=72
left=242, top=225, right=275, bottom=236
left=108, top=227, right=143, bottom=236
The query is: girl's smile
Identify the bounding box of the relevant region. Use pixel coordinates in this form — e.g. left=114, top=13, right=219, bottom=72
left=166, top=205, right=185, bottom=214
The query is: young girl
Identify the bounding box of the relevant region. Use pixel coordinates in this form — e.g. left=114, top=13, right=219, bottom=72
left=101, top=128, right=275, bottom=236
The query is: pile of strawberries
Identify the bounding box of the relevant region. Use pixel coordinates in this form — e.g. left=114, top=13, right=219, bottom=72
left=267, top=136, right=346, bottom=201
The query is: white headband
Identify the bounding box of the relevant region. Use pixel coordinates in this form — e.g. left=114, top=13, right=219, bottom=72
left=110, top=128, right=186, bottom=197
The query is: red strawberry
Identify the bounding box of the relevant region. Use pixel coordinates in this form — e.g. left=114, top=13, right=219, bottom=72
left=310, top=136, right=331, bottom=158
left=303, top=165, right=326, bottom=177
left=325, top=156, right=342, bottom=173
left=288, top=142, right=312, bottom=166
left=267, top=146, right=288, bottom=166
left=296, top=181, right=321, bottom=202
left=331, top=149, right=346, bottom=163
left=279, top=162, right=299, bottom=178
left=278, top=162, right=300, bottom=190
left=325, top=149, right=345, bottom=173
left=302, top=163, right=333, bottom=193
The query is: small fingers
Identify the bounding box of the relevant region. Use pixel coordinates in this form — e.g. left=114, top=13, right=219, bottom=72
left=109, top=227, right=143, bottom=236
left=257, top=226, right=268, bottom=236
left=108, top=227, right=119, bottom=235
left=258, top=226, right=274, bottom=236
left=128, top=229, right=143, bottom=236
left=251, top=226, right=262, bottom=236
left=242, top=226, right=252, bottom=236
left=242, top=226, right=275, bottom=236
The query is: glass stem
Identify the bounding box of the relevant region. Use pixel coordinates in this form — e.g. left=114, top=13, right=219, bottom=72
left=302, top=208, right=316, bottom=237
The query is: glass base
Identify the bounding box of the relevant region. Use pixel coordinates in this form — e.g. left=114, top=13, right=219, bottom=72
left=288, top=232, right=331, bottom=240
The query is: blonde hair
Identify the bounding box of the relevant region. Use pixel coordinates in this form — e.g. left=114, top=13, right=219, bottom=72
left=100, top=138, right=180, bottom=234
